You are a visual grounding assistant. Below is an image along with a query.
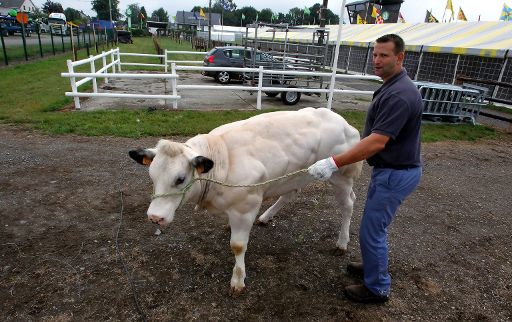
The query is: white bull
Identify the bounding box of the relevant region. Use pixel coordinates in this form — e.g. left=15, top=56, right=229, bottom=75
left=129, top=107, right=362, bottom=294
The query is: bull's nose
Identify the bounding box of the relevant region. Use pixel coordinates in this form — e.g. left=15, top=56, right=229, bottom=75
left=148, top=214, right=165, bottom=225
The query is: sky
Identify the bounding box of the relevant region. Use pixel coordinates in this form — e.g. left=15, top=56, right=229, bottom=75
left=32, top=0, right=509, bottom=23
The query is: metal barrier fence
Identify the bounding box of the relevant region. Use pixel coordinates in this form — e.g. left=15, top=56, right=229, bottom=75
left=415, top=82, right=485, bottom=124
left=0, top=24, right=117, bottom=66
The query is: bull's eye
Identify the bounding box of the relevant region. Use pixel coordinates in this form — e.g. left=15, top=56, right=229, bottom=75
left=175, top=176, right=185, bottom=186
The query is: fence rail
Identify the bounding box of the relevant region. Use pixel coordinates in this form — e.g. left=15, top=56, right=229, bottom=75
left=61, top=48, right=378, bottom=110
left=61, top=48, right=486, bottom=124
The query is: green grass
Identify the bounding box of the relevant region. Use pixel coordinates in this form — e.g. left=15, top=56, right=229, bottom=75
left=0, top=36, right=502, bottom=142
left=484, top=103, right=512, bottom=115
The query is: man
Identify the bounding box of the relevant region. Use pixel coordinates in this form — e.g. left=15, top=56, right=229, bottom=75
left=308, top=34, right=423, bottom=303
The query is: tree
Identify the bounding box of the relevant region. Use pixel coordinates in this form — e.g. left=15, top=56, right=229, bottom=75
left=42, top=0, right=63, bottom=14
left=259, top=8, right=273, bottom=23
left=91, top=0, right=121, bottom=21
left=238, top=6, right=257, bottom=25
left=140, top=6, right=148, bottom=21
left=126, top=3, right=141, bottom=26
left=151, top=8, right=169, bottom=22
left=64, top=7, right=83, bottom=23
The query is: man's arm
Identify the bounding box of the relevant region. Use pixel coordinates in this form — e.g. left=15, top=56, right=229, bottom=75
left=332, top=132, right=390, bottom=167
left=308, top=133, right=390, bottom=181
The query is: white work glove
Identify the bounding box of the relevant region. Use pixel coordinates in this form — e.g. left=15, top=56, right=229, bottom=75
left=308, top=157, right=339, bottom=181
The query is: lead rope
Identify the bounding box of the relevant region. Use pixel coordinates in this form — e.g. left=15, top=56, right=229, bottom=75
left=151, top=168, right=310, bottom=200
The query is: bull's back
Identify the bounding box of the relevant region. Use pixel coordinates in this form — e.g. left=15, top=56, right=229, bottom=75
left=219, top=108, right=359, bottom=178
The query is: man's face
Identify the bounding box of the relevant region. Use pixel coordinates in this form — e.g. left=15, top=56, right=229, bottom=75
left=373, top=41, right=404, bottom=81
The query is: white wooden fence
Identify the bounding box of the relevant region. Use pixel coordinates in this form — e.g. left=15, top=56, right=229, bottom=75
left=61, top=47, right=380, bottom=110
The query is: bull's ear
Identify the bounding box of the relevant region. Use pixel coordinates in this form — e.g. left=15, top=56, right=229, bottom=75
left=191, top=156, right=214, bottom=174
left=129, top=148, right=155, bottom=166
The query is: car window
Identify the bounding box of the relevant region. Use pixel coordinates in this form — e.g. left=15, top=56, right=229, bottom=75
left=207, top=48, right=217, bottom=56
left=231, top=50, right=243, bottom=59
left=223, top=49, right=232, bottom=58
left=244, top=50, right=252, bottom=59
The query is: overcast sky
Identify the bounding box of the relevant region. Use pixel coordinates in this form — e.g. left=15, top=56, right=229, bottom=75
left=32, top=0, right=508, bottom=23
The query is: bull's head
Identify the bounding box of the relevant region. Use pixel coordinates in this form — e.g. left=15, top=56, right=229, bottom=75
left=129, top=139, right=213, bottom=226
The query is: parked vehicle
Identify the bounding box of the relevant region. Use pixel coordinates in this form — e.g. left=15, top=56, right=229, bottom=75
left=0, top=15, right=32, bottom=36
left=48, top=12, right=67, bottom=35
left=202, top=46, right=277, bottom=84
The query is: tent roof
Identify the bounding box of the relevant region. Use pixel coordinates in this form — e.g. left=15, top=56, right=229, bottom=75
left=249, top=22, right=512, bottom=58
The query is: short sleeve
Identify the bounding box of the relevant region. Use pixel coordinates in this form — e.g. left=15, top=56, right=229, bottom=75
left=370, top=94, right=410, bottom=140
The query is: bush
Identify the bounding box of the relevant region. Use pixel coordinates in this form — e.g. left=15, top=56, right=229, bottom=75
left=131, top=28, right=150, bottom=37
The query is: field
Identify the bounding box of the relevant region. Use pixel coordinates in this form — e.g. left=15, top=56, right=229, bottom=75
left=1, top=36, right=511, bottom=321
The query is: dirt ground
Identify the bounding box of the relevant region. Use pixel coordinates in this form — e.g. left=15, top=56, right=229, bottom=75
left=1, top=123, right=512, bottom=321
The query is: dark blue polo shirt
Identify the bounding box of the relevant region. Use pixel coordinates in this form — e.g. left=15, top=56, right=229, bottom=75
left=363, top=69, right=423, bottom=168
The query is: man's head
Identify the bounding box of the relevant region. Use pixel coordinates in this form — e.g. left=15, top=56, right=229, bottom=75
left=373, top=34, right=405, bottom=82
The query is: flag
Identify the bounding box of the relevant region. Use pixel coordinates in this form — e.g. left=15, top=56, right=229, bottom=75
left=357, top=14, right=366, bottom=24
left=140, top=12, right=145, bottom=20
left=304, top=6, right=310, bottom=15
left=425, top=10, right=439, bottom=23
left=446, top=0, right=455, bottom=21
left=194, top=12, right=198, bottom=20
left=398, top=12, right=406, bottom=23
left=500, top=3, right=512, bottom=21
left=371, top=6, right=378, bottom=18
left=376, top=15, right=384, bottom=24
left=457, top=7, right=467, bottom=21
left=222, top=0, right=230, bottom=11
left=271, top=13, right=278, bottom=22
left=200, top=8, right=205, bottom=18
left=241, top=13, right=246, bottom=20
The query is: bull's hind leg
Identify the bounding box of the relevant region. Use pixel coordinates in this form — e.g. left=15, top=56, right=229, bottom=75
left=257, top=190, right=299, bottom=225
left=329, top=170, right=358, bottom=254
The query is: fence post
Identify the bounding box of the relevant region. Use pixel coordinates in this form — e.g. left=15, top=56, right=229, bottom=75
left=49, top=26, right=55, bottom=55
left=452, top=54, right=461, bottom=85
left=36, top=23, right=43, bottom=58
left=0, top=25, right=8, bottom=65
left=102, top=51, right=108, bottom=84
left=171, top=63, right=178, bottom=109
left=493, top=55, right=509, bottom=99
left=116, top=48, right=122, bottom=72
left=66, top=59, right=81, bottom=109
left=61, top=25, right=65, bottom=53
left=164, top=50, right=168, bottom=73
left=256, top=66, right=263, bottom=110
left=110, top=50, right=116, bottom=74
left=90, top=55, right=98, bottom=93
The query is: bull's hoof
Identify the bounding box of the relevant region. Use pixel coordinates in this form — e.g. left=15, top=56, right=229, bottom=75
left=255, top=219, right=269, bottom=226
left=229, top=286, right=246, bottom=297
left=331, top=246, right=348, bottom=256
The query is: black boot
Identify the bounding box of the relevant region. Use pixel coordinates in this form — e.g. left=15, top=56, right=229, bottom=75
left=344, top=284, right=389, bottom=303
left=346, top=261, right=364, bottom=277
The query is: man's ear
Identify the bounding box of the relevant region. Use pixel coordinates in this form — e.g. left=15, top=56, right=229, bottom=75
left=129, top=148, right=156, bottom=166
left=191, top=156, right=214, bottom=174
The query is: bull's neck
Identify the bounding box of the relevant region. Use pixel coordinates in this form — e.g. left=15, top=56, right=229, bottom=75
left=185, top=134, right=229, bottom=206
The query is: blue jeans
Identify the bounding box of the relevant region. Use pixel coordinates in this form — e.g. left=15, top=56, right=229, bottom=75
left=360, top=166, right=422, bottom=296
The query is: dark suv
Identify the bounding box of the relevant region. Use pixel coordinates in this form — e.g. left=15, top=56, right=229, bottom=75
left=202, top=46, right=276, bottom=84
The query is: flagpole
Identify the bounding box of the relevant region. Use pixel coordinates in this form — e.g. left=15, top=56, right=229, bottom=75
left=327, top=0, right=347, bottom=110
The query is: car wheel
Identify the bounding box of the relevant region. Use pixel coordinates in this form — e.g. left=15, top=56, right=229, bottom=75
left=216, top=71, right=231, bottom=84
left=265, top=92, right=279, bottom=97
left=281, top=90, right=301, bottom=105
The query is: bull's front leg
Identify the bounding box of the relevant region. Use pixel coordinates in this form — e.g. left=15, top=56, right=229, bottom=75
left=226, top=195, right=262, bottom=295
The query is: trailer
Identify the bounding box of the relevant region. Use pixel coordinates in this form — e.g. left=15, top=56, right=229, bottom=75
left=242, top=23, right=331, bottom=105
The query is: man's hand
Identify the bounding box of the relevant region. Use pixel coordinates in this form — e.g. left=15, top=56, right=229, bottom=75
left=308, top=157, right=339, bottom=181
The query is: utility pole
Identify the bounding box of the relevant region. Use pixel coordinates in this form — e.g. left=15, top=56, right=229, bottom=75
left=108, top=0, right=113, bottom=42
left=318, top=0, right=328, bottom=45
left=208, top=0, right=212, bottom=48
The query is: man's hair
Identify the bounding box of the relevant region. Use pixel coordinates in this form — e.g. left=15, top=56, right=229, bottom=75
left=376, top=34, right=405, bottom=54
